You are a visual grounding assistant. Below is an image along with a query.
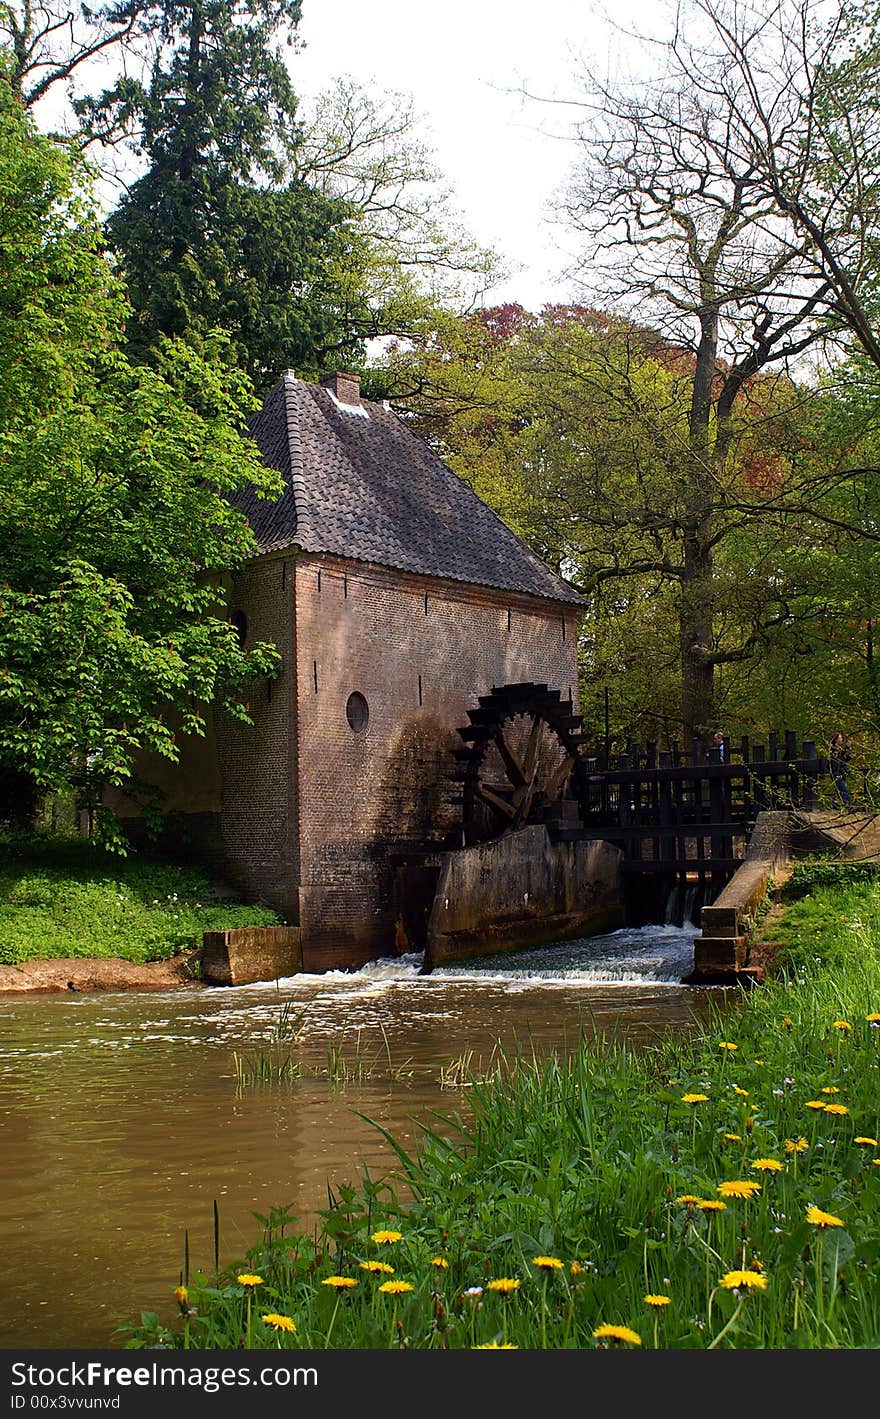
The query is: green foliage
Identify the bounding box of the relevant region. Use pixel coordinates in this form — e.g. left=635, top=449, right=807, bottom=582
left=0, top=831, right=278, bottom=964
left=86, top=0, right=365, bottom=385
left=0, top=79, right=283, bottom=809
left=784, top=858, right=880, bottom=899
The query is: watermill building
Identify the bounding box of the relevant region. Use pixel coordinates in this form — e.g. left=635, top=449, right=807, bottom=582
left=115, top=370, right=587, bottom=970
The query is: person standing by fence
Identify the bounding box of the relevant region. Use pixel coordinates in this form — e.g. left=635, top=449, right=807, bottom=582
left=829, top=732, right=853, bottom=807
left=712, top=729, right=730, bottom=815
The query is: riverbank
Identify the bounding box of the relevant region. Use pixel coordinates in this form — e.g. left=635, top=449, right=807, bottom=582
left=0, top=950, right=201, bottom=993
left=0, top=830, right=279, bottom=989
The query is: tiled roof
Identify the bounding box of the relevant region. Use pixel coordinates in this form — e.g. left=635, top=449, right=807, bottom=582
left=233, top=372, right=585, bottom=607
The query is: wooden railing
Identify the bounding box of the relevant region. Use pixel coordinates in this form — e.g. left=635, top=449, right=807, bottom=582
left=551, top=732, right=824, bottom=884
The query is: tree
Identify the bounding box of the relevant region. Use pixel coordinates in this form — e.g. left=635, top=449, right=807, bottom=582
left=76, top=6, right=497, bottom=391
left=542, top=0, right=880, bottom=737
left=0, top=0, right=149, bottom=111
left=0, top=76, right=282, bottom=835
left=381, top=303, right=836, bottom=748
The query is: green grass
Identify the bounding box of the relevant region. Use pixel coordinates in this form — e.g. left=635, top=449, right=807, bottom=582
left=119, top=858, right=880, bottom=1350
left=0, top=830, right=280, bottom=965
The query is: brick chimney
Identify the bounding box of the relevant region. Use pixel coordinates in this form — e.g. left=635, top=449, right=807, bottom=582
left=321, top=371, right=361, bottom=407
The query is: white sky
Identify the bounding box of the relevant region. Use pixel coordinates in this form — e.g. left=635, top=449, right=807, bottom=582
left=290, top=0, right=662, bottom=311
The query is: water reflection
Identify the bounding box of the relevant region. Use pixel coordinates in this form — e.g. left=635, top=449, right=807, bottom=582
left=0, top=923, right=730, bottom=1350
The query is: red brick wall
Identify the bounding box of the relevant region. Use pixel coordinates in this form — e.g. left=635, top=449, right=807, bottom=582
left=292, top=553, right=580, bottom=969
left=115, top=549, right=581, bottom=969
left=211, top=554, right=299, bottom=920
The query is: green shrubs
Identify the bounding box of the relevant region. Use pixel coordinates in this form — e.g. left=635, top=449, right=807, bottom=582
left=0, top=831, right=279, bottom=964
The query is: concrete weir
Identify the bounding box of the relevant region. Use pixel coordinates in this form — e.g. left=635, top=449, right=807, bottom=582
left=422, top=824, right=625, bottom=969
left=686, top=811, right=792, bottom=984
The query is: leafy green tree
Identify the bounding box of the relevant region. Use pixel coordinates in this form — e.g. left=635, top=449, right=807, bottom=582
left=77, top=4, right=497, bottom=391
left=0, top=76, right=282, bottom=835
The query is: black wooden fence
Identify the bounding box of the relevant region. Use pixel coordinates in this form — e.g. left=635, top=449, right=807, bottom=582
left=554, top=731, right=824, bottom=890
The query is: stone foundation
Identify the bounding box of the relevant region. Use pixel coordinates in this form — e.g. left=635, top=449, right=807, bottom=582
left=201, top=925, right=302, bottom=985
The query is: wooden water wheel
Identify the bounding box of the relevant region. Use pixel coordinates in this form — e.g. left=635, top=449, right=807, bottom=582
left=451, top=682, right=589, bottom=847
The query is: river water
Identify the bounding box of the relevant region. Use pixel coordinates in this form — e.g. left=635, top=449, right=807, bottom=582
left=0, top=922, right=731, bottom=1350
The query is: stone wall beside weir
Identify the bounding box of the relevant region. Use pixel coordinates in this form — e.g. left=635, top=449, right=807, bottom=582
left=423, top=824, right=625, bottom=969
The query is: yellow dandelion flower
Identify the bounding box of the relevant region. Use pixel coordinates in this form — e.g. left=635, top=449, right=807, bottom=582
left=682, top=1092, right=709, bottom=1104
left=723, top=1133, right=742, bottom=1143
left=532, top=1255, right=564, bottom=1271
left=750, top=1158, right=783, bottom=1172
left=371, top=1229, right=403, bottom=1244
left=717, top=1179, right=761, bottom=1199
left=486, top=1277, right=521, bottom=1295
left=806, top=1100, right=827, bottom=1110
left=643, top=1294, right=671, bottom=1308
left=173, top=1286, right=188, bottom=1307
left=322, top=1276, right=358, bottom=1290
left=236, top=1274, right=264, bottom=1287
left=675, top=1194, right=702, bottom=1207
left=378, top=1280, right=413, bottom=1296
left=359, top=1260, right=395, bottom=1275
left=473, top=1341, right=518, bottom=1348
left=430, top=1256, right=449, bottom=1269
left=570, top=1261, right=586, bottom=1277
left=719, top=1041, right=738, bottom=1051
left=753, top=1059, right=765, bottom=1065
left=821, top=1086, right=840, bottom=1095
left=593, top=1323, right=642, bottom=1345
left=733, top=1085, right=749, bottom=1097
left=873, top=1159, right=880, bottom=1166
left=261, top=1313, right=296, bottom=1333
left=720, top=1270, right=767, bottom=1291
left=783, top=1017, right=793, bottom=1027
left=865, top=1013, right=880, bottom=1023
left=698, top=1200, right=726, bottom=1212
left=823, top=1103, right=849, bottom=1115
left=855, top=1137, right=878, bottom=1147
left=805, top=1206, right=844, bottom=1228
left=785, top=1137, right=809, bottom=1154
left=833, top=1020, right=852, bottom=1032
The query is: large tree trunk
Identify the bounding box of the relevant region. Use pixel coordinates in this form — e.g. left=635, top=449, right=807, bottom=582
left=679, top=557, right=716, bottom=741
left=680, top=312, right=719, bottom=741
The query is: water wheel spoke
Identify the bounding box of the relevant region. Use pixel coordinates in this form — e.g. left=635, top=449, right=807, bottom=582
left=515, top=766, right=541, bottom=825
left=493, top=727, right=526, bottom=786
left=522, top=714, right=543, bottom=782
left=476, top=782, right=518, bottom=818
left=545, top=754, right=574, bottom=801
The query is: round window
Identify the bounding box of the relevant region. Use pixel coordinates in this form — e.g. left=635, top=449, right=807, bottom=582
left=346, top=691, right=369, bottom=733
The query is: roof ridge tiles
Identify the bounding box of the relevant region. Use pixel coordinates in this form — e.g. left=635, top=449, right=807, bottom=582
left=282, top=372, right=310, bottom=547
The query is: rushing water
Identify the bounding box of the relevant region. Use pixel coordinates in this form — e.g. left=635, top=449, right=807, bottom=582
left=0, top=922, right=730, bottom=1350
